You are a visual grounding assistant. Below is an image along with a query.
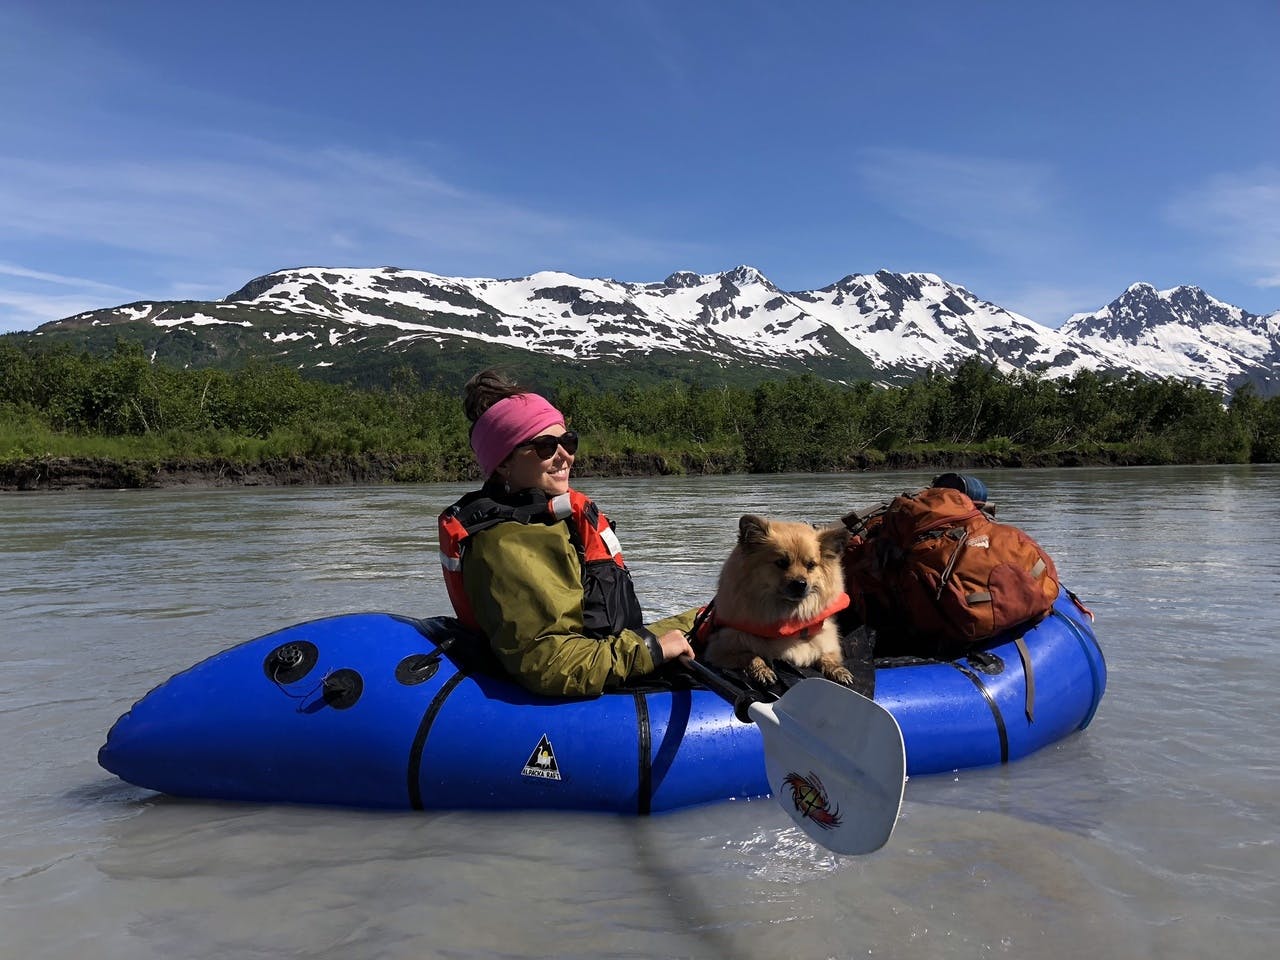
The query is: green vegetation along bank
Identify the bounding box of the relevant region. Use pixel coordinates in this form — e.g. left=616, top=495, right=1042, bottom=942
left=3, top=340, right=1279, bottom=491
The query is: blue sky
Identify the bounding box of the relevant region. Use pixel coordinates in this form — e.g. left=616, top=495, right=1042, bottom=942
left=1, top=1, right=1277, bottom=334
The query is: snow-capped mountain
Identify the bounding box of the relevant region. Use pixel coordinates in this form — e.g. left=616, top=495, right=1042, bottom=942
left=792, top=270, right=1119, bottom=378
left=1061, top=282, right=1280, bottom=395
left=32, top=265, right=1280, bottom=395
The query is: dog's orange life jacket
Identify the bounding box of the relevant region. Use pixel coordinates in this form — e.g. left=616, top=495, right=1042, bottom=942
left=694, top=592, right=851, bottom=643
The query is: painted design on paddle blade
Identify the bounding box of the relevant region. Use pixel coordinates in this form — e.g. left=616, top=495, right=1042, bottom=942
left=782, top=771, right=841, bottom=829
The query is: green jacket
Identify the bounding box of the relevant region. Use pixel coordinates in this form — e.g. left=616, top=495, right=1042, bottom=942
left=461, top=519, right=697, bottom=697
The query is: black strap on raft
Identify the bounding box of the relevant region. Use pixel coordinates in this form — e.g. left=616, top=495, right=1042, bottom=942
left=878, top=648, right=1017, bottom=763
left=1012, top=634, right=1036, bottom=722
left=949, top=661, right=1010, bottom=764
left=632, top=692, right=653, bottom=815
left=403, top=619, right=481, bottom=810
left=407, top=671, right=467, bottom=810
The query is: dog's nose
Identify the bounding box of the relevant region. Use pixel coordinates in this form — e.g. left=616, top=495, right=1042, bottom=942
left=784, top=578, right=810, bottom=599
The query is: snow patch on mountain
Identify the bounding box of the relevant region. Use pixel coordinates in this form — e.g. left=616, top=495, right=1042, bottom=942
left=1062, top=282, right=1279, bottom=392
left=38, top=264, right=1280, bottom=396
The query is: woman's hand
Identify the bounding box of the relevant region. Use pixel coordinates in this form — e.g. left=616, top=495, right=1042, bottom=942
left=656, top=629, right=695, bottom=663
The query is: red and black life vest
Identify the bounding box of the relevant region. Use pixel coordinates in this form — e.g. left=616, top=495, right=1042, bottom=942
left=438, top=485, right=644, bottom=638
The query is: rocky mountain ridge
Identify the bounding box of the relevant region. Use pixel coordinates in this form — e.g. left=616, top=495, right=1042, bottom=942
left=29, top=265, right=1280, bottom=396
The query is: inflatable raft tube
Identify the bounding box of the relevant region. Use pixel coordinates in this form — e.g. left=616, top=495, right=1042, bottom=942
left=98, top=593, right=1104, bottom=813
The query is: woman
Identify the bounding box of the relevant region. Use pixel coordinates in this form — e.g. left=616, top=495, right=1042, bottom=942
left=438, top=370, right=696, bottom=697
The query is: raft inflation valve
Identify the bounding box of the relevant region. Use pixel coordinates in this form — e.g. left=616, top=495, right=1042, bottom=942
left=263, top=641, right=319, bottom=684
left=965, top=650, right=1005, bottom=675
left=395, top=638, right=456, bottom=685
left=396, top=653, right=440, bottom=685
left=321, top=669, right=363, bottom=709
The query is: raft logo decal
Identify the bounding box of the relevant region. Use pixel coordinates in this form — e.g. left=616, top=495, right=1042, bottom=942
left=521, top=734, right=562, bottom=781
left=782, top=771, right=841, bottom=829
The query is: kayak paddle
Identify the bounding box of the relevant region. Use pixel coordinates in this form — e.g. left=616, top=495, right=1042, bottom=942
left=682, top=657, right=906, bottom=855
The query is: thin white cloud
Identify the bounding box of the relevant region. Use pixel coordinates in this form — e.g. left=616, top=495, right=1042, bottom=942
left=0, top=137, right=709, bottom=331
left=0, top=139, right=700, bottom=272
left=0, top=262, right=146, bottom=332
left=0, top=288, right=118, bottom=332
left=856, top=147, right=1060, bottom=257
left=1166, top=166, right=1280, bottom=289
left=0, top=261, right=135, bottom=295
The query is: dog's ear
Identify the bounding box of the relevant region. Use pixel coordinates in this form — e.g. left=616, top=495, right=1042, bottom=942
left=817, top=524, right=851, bottom=559
left=738, top=514, right=771, bottom=547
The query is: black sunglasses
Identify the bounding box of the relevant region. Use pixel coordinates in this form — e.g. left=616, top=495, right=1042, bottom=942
left=518, top=430, right=579, bottom=459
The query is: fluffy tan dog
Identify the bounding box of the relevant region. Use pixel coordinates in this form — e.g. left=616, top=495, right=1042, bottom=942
left=701, top=514, right=854, bottom=687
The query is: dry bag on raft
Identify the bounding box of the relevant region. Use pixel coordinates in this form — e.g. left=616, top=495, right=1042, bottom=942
left=841, top=474, right=1060, bottom=656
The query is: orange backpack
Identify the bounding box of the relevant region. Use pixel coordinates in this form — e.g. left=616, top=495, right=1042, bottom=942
left=842, top=486, right=1060, bottom=654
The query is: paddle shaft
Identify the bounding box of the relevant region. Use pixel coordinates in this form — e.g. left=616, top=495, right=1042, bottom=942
left=680, top=656, right=771, bottom=722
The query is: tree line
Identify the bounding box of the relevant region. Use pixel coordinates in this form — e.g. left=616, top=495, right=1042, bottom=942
left=2, top=339, right=1278, bottom=484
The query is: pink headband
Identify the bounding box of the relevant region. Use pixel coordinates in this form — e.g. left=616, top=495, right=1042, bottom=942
left=471, top=393, right=566, bottom=476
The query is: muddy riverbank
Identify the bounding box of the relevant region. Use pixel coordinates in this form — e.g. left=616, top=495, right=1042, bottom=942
left=0, top=448, right=1140, bottom=491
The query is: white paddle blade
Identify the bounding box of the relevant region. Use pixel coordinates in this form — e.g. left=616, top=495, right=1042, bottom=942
left=749, top=678, right=906, bottom=856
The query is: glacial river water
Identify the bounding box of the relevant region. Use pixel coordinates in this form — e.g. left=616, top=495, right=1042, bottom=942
left=1, top=465, right=1276, bottom=959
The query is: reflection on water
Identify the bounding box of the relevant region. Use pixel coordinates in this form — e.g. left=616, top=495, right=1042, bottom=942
left=1, top=465, right=1278, bottom=959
